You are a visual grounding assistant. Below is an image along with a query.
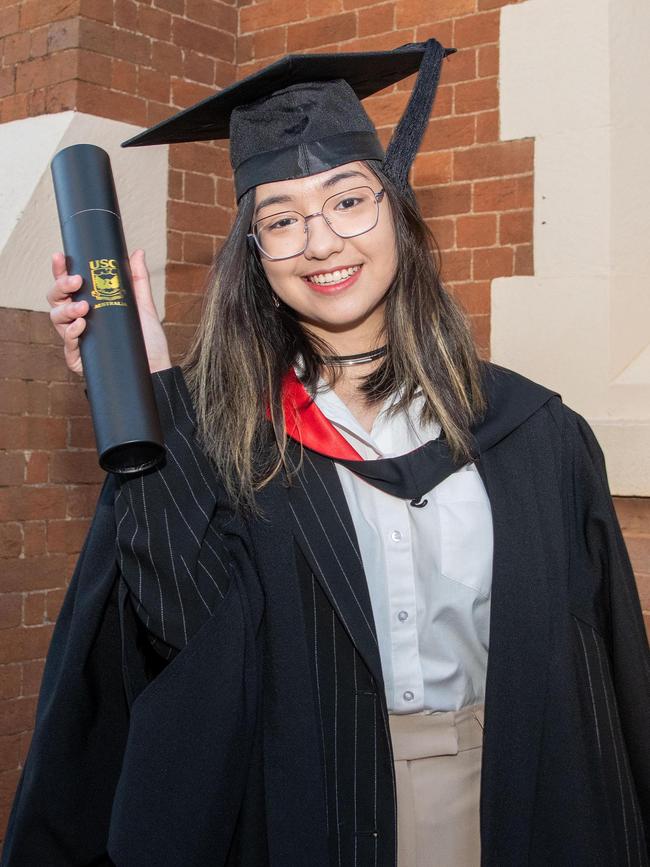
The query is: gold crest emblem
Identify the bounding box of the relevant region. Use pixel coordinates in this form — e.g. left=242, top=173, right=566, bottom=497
left=89, top=259, right=128, bottom=308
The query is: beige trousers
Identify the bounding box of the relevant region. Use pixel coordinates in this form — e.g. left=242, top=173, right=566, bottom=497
left=388, top=702, right=484, bottom=867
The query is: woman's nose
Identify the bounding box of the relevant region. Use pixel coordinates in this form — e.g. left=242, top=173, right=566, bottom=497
left=303, top=214, right=345, bottom=260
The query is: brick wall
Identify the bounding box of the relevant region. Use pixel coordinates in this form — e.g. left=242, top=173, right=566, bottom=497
left=1, top=0, right=649, bottom=848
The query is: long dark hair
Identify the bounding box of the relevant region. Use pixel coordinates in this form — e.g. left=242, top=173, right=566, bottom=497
left=180, top=162, right=487, bottom=511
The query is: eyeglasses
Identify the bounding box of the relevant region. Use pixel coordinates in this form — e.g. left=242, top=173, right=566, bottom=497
left=248, top=186, right=385, bottom=261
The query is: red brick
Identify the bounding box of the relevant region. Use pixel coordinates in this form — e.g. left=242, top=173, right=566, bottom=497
left=114, top=0, right=138, bottom=30
left=470, top=313, right=490, bottom=353
left=252, top=26, right=287, bottom=60
left=23, top=593, right=46, bottom=627
left=476, top=109, right=499, bottom=143
left=0, top=555, right=69, bottom=594
left=23, top=522, right=46, bottom=557
left=0, top=628, right=53, bottom=666
left=46, top=587, right=67, bottom=622
left=635, top=571, right=650, bottom=611
left=454, top=140, right=533, bottom=182
left=473, top=245, right=514, bottom=280
left=0, top=594, right=21, bottom=629
left=287, top=12, right=356, bottom=51
left=0, top=733, right=22, bottom=772
left=413, top=19, right=453, bottom=47
left=167, top=230, right=184, bottom=262
left=454, top=11, right=499, bottom=47
left=1, top=768, right=23, bottom=821
left=170, top=141, right=230, bottom=175
left=412, top=150, right=453, bottom=186
left=417, top=183, right=471, bottom=218
left=166, top=324, right=197, bottom=361
left=343, top=28, right=414, bottom=54
left=309, top=0, right=343, bottom=13
left=439, top=47, right=476, bottom=84
left=81, top=0, right=114, bottom=23
left=68, top=416, right=95, bottom=449
left=440, top=249, right=471, bottom=282
left=3, top=31, right=31, bottom=65
left=364, top=89, right=410, bottom=127
left=186, top=0, right=237, bottom=31
left=513, top=243, right=533, bottom=275
left=0, top=380, right=26, bottom=415
left=236, top=34, right=253, bottom=64
left=165, top=263, right=211, bottom=295
left=25, top=453, right=49, bottom=485
left=76, top=47, right=113, bottom=87
left=47, top=17, right=80, bottom=52
left=15, top=50, right=78, bottom=94
left=164, top=292, right=204, bottom=325
left=0, top=488, right=66, bottom=523
left=0, top=454, right=23, bottom=488
left=171, top=77, right=215, bottom=109
left=146, top=99, right=175, bottom=126
left=624, top=536, right=650, bottom=575
left=27, top=312, right=59, bottom=347
left=46, top=518, right=91, bottom=554
left=240, top=0, right=308, bottom=33
left=478, top=43, right=498, bottom=77
left=500, top=210, right=533, bottom=245
left=216, top=177, right=235, bottom=208
left=185, top=172, right=216, bottom=205
left=0, top=696, right=38, bottom=735
left=66, top=484, right=101, bottom=518
left=457, top=213, right=497, bottom=248
left=0, top=523, right=22, bottom=559
left=454, top=76, right=498, bottom=114
left=21, top=659, right=45, bottom=696
left=0, top=666, right=21, bottom=701
left=20, top=0, right=81, bottom=29
left=478, top=0, right=517, bottom=8
left=152, top=40, right=184, bottom=77
left=614, top=497, right=650, bottom=535
left=0, top=68, right=15, bottom=99
left=0, top=5, right=20, bottom=38
left=172, top=18, right=234, bottom=62
left=28, top=382, right=50, bottom=416
left=169, top=201, right=232, bottom=236
left=138, top=4, right=172, bottom=40
left=49, top=451, right=104, bottom=485
left=425, top=217, right=455, bottom=250
left=183, top=50, right=216, bottom=85
left=138, top=66, right=170, bottom=103
left=450, top=281, right=491, bottom=315
left=154, top=0, right=185, bottom=12
left=30, top=25, right=49, bottom=57
left=45, top=77, right=77, bottom=112
left=474, top=175, right=533, bottom=212
left=358, top=4, right=394, bottom=37
left=183, top=233, right=217, bottom=265
left=396, top=0, right=473, bottom=27
left=77, top=80, right=147, bottom=126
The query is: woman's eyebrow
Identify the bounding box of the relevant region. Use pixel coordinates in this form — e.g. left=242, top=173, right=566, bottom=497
left=254, top=170, right=370, bottom=216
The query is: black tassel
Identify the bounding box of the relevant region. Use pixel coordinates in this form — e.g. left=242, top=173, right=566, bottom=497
left=382, top=38, right=448, bottom=191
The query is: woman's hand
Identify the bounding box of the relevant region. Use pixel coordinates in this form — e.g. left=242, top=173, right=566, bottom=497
left=47, top=249, right=172, bottom=377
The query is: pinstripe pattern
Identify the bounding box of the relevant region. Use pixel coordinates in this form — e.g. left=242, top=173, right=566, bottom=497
left=573, top=615, right=646, bottom=865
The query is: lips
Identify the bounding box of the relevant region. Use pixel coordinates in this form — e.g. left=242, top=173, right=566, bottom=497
left=302, top=264, right=363, bottom=295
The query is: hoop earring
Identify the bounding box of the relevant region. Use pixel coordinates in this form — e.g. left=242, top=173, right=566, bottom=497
left=272, top=293, right=280, bottom=309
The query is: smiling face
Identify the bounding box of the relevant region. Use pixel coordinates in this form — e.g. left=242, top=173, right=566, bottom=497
left=252, top=161, right=398, bottom=355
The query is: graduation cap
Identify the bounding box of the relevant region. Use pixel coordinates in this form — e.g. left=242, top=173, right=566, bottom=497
left=122, top=39, right=454, bottom=200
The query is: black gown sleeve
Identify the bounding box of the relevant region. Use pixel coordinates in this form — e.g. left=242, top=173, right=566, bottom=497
left=570, top=409, right=650, bottom=850
left=113, top=365, right=239, bottom=662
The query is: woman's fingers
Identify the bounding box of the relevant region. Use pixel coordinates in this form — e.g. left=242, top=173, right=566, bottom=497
left=47, top=252, right=83, bottom=307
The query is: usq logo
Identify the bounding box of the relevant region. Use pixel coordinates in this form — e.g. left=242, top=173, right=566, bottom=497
left=89, top=259, right=127, bottom=308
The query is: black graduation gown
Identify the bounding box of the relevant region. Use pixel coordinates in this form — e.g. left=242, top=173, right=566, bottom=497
left=2, top=362, right=649, bottom=867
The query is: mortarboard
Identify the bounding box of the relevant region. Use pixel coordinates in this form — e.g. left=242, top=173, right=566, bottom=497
left=122, top=39, right=455, bottom=200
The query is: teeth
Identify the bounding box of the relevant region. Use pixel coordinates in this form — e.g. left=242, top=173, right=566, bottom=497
left=308, top=265, right=360, bottom=285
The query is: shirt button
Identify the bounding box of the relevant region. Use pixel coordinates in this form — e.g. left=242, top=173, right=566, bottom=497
left=403, top=690, right=414, bottom=702
left=397, top=610, right=409, bottom=622
left=390, top=530, right=402, bottom=542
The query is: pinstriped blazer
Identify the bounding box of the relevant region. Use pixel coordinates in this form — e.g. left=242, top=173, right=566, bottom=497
left=2, top=363, right=649, bottom=867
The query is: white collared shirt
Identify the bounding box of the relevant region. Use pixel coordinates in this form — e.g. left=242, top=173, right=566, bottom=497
left=310, top=382, right=493, bottom=713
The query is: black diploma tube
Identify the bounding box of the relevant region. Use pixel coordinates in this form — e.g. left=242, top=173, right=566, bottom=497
left=51, top=143, right=165, bottom=475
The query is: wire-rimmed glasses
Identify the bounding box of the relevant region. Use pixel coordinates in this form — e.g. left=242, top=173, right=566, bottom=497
left=248, top=186, right=386, bottom=261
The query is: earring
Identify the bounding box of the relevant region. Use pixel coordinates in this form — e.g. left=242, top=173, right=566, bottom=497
left=272, top=293, right=280, bottom=308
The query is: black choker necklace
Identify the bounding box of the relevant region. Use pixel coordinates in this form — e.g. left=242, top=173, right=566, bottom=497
left=321, top=346, right=388, bottom=367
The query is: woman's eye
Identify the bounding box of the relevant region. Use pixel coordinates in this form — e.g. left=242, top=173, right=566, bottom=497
left=268, top=217, right=297, bottom=231
left=336, top=197, right=360, bottom=210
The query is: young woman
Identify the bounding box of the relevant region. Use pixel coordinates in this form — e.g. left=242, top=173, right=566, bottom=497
left=3, top=40, right=649, bottom=867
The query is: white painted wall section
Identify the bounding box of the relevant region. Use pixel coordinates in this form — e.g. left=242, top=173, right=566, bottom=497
left=0, top=111, right=168, bottom=319
left=493, top=0, right=650, bottom=495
